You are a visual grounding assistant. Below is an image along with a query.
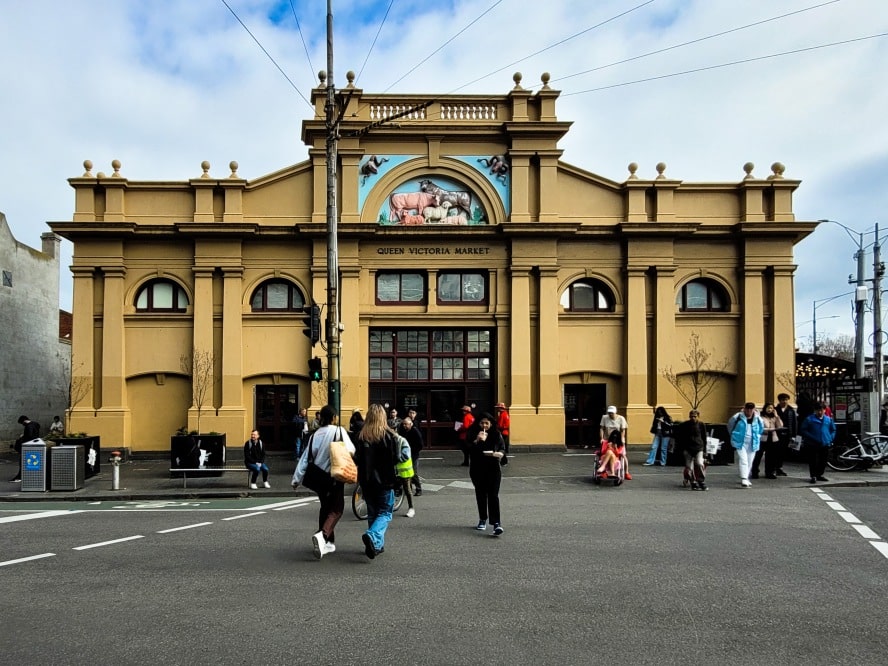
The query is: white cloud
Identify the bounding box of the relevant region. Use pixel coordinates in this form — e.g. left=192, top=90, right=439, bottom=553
left=2, top=0, right=886, bottom=348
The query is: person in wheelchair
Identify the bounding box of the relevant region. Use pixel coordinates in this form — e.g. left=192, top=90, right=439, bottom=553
left=596, top=430, right=626, bottom=479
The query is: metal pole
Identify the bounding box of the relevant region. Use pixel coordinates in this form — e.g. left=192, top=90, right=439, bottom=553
left=855, top=232, right=866, bottom=380
left=325, top=0, right=341, bottom=416
left=874, top=223, right=884, bottom=406
left=812, top=300, right=818, bottom=355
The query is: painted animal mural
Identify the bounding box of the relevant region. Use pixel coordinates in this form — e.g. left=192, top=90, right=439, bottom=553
left=360, top=155, right=389, bottom=185
left=478, top=155, right=509, bottom=184
left=389, top=191, right=439, bottom=223
left=418, top=179, right=472, bottom=216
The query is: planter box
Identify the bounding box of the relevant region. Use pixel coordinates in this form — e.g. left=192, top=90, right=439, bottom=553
left=51, top=436, right=101, bottom=478
left=170, top=434, right=227, bottom=477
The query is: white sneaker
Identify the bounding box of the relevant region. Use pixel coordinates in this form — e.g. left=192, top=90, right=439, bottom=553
left=249, top=483, right=258, bottom=490
left=324, top=542, right=336, bottom=555
left=406, top=508, right=415, bottom=518
left=741, top=479, right=752, bottom=488
left=312, top=531, right=325, bottom=559
left=263, top=481, right=271, bottom=488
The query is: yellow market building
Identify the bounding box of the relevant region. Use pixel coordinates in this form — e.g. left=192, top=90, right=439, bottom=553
left=50, top=72, right=813, bottom=453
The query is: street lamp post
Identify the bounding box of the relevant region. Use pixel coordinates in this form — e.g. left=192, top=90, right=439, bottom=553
left=812, top=294, right=853, bottom=355
left=818, top=220, right=868, bottom=378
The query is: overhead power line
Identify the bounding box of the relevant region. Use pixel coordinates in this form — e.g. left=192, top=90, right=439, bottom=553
left=355, top=0, right=395, bottom=84
left=290, top=0, right=317, bottom=83
left=562, top=31, right=888, bottom=96
left=220, top=0, right=313, bottom=109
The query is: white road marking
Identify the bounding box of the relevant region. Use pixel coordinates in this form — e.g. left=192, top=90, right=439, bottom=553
left=816, top=493, right=834, bottom=500
left=837, top=511, right=862, bottom=524
left=73, top=535, right=145, bottom=550
left=252, top=498, right=317, bottom=510
left=826, top=501, right=846, bottom=511
left=448, top=481, right=475, bottom=490
left=222, top=512, right=267, bottom=521
left=0, top=553, right=56, bottom=567
left=157, top=522, right=213, bottom=533
left=871, top=542, right=888, bottom=559
left=853, top=524, right=881, bottom=540
left=419, top=483, right=445, bottom=492
left=0, top=510, right=82, bottom=524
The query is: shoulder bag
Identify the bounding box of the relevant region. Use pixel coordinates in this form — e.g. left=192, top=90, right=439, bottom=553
left=301, top=433, right=334, bottom=493
left=329, top=427, right=358, bottom=484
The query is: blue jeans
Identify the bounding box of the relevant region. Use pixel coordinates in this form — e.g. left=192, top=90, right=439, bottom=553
left=364, top=488, right=394, bottom=551
left=645, top=435, right=669, bottom=465
left=247, top=462, right=269, bottom=483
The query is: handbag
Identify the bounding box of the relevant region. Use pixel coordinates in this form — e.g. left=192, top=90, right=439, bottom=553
left=301, top=433, right=334, bottom=493
left=789, top=435, right=803, bottom=451
left=329, top=427, right=358, bottom=484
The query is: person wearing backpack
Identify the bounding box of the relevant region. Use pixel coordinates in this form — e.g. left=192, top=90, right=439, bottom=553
left=354, top=404, right=410, bottom=559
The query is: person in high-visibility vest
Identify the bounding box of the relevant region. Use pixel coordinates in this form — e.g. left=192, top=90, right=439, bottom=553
left=395, top=435, right=416, bottom=518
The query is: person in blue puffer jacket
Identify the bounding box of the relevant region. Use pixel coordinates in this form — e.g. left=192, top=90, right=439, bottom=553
left=727, top=402, right=764, bottom=488
left=799, top=401, right=836, bottom=484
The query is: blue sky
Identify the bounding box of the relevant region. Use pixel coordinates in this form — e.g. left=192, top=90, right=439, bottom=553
left=1, top=0, right=886, bottom=349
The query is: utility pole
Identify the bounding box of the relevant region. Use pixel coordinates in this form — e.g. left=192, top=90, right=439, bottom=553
left=854, top=230, right=866, bottom=380
left=874, top=222, right=884, bottom=407
left=324, top=0, right=341, bottom=416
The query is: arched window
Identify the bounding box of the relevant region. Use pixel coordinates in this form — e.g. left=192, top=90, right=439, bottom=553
left=250, top=279, right=306, bottom=312
left=560, top=278, right=615, bottom=312
left=677, top=278, right=729, bottom=312
left=135, top=279, right=189, bottom=313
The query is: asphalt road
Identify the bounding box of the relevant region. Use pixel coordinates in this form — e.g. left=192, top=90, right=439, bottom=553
left=2, top=477, right=887, bottom=665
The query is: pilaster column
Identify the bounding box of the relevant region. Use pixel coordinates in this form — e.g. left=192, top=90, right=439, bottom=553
left=220, top=267, right=244, bottom=409
left=339, top=265, right=363, bottom=411
left=742, top=267, right=766, bottom=401
left=770, top=266, right=796, bottom=397
left=538, top=268, right=562, bottom=412
left=509, top=266, right=533, bottom=410
left=192, top=267, right=215, bottom=367
left=70, top=266, right=96, bottom=412
left=655, top=264, right=678, bottom=406
left=100, top=266, right=127, bottom=408
left=625, top=266, right=648, bottom=411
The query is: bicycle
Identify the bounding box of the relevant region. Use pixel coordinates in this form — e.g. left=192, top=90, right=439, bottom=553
left=827, top=433, right=888, bottom=471
left=351, top=483, right=404, bottom=520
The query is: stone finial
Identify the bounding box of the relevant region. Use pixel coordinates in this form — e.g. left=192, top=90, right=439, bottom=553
left=111, top=159, right=122, bottom=177
left=743, top=162, right=755, bottom=180
left=655, top=162, right=667, bottom=179
left=82, top=159, right=94, bottom=177
left=200, top=161, right=211, bottom=178
left=541, top=72, right=551, bottom=90
left=513, top=72, right=523, bottom=90
left=346, top=71, right=355, bottom=88
left=627, top=162, right=638, bottom=180
left=318, top=70, right=327, bottom=85
left=229, top=161, right=239, bottom=178
left=768, top=162, right=785, bottom=180
left=96, top=172, right=106, bottom=179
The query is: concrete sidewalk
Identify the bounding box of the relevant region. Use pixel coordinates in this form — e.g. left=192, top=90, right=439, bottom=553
left=1, top=447, right=886, bottom=502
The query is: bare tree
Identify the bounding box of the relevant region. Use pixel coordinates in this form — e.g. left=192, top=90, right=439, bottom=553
left=776, top=370, right=796, bottom=397
left=662, top=333, right=731, bottom=411
left=65, top=360, right=93, bottom=433
left=180, top=348, right=215, bottom=434
left=797, top=333, right=854, bottom=362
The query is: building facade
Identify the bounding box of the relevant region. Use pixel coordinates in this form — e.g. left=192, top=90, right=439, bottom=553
left=0, top=213, right=70, bottom=442
left=50, top=73, right=813, bottom=452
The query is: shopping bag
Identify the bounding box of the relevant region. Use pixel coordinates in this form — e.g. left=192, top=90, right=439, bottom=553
left=705, top=437, right=721, bottom=456
left=329, top=439, right=358, bottom=484
left=789, top=435, right=803, bottom=451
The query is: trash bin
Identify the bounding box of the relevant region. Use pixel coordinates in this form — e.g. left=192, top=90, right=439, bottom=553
left=51, top=445, right=85, bottom=491
left=21, top=439, right=50, bottom=492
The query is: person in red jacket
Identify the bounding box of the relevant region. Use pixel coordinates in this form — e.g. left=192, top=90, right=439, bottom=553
left=495, top=402, right=510, bottom=466
left=458, top=405, right=475, bottom=466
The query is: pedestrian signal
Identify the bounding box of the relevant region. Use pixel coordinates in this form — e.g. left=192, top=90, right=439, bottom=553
left=308, top=357, right=323, bottom=382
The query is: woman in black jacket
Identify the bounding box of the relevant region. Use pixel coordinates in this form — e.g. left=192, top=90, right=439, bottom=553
left=643, top=406, right=673, bottom=466
left=466, top=412, right=506, bottom=536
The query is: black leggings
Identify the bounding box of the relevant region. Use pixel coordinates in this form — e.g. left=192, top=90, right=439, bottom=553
left=470, top=467, right=502, bottom=524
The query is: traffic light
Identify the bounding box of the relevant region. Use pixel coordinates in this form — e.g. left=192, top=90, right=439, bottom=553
left=302, top=304, right=321, bottom=346
left=308, top=357, right=323, bottom=382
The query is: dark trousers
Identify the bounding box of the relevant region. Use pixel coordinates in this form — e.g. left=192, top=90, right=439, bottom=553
left=411, top=447, right=422, bottom=490
left=752, top=439, right=779, bottom=476
left=317, top=481, right=345, bottom=543
left=470, top=466, right=502, bottom=525
left=807, top=444, right=829, bottom=479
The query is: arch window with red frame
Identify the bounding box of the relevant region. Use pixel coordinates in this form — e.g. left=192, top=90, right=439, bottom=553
left=677, top=278, right=729, bottom=312
left=250, top=279, right=306, bottom=312
left=135, top=279, right=189, bottom=313
left=559, top=278, right=615, bottom=312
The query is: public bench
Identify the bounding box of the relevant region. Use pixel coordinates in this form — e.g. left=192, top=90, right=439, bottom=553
left=169, top=466, right=249, bottom=489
